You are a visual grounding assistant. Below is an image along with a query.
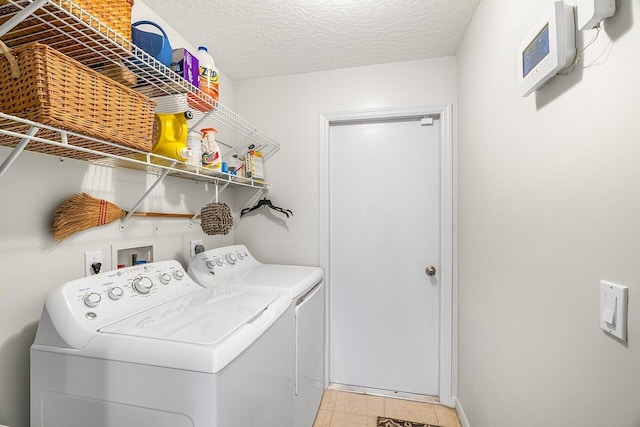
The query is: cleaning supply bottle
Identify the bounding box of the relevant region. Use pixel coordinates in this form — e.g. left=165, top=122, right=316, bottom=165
left=187, top=46, right=219, bottom=112
left=152, top=111, right=193, bottom=162
left=201, top=127, right=222, bottom=171
left=186, top=130, right=202, bottom=167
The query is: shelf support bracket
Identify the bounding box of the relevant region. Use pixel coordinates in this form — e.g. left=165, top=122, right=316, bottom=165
left=0, top=0, right=49, bottom=38
left=188, top=109, right=216, bottom=132
left=0, top=125, right=39, bottom=179
left=216, top=181, right=230, bottom=196
left=120, top=162, right=177, bottom=231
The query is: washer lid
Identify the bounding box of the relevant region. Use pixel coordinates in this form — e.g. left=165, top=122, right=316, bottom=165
left=224, top=265, right=323, bottom=299
left=99, top=287, right=277, bottom=345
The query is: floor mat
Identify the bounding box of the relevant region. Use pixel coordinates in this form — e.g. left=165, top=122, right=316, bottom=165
left=377, top=416, right=443, bottom=427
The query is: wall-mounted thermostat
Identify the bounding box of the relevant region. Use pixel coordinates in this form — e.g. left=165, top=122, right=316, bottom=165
left=517, top=1, right=577, bottom=97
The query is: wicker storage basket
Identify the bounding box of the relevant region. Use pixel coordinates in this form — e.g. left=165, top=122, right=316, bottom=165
left=0, top=0, right=133, bottom=42
left=68, top=0, right=133, bottom=41
left=0, top=42, right=155, bottom=159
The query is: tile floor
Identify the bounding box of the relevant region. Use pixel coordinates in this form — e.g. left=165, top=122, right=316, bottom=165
left=313, top=388, right=462, bottom=427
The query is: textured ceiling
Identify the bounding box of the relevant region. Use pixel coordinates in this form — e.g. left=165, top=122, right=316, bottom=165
left=142, top=0, right=480, bottom=81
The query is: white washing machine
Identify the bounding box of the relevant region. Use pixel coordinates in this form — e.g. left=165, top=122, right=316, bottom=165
left=188, top=244, right=324, bottom=427
left=31, top=260, right=294, bottom=427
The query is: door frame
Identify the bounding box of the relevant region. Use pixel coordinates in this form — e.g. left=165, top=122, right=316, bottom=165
left=319, top=104, right=455, bottom=406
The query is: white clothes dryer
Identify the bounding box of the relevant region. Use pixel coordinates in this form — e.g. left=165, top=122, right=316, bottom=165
left=31, top=260, right=294, bottom=427
left=188, top=245, right=324, bottom=427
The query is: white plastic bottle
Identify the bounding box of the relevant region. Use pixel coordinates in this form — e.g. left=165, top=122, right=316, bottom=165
left=185, top=130, right=202, bottom=167
left=188, top=46, right=219, bottom=112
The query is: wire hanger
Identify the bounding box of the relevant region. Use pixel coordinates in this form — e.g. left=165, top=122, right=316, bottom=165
left=240, top=198, right=293, bottom=218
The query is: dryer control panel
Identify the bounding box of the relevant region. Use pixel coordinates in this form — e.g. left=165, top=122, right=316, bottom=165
left=187, top=244, right=324, bottom=301
left=189, top=244, right=258, bottom=281
left=41, top=260, right=200, bottom=349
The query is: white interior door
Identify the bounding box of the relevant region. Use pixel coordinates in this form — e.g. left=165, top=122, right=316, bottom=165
left=328, top=117, right=441, bottom=396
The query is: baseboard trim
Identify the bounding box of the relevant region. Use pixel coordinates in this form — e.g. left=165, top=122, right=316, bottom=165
left=455, top=397, right=471, bottom=427
left=328, top=383, right=439, bottom=404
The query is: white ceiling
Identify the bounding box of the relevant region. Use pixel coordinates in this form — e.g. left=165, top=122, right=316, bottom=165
left=142, top=0, right=481, bottom=81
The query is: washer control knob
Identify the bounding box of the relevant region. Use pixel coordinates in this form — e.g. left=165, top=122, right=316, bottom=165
left=206, top=260, right=216, bottom=269
left=173, top=270, right=184, bottom=280
left=159, top=273, right=171, bottom=285
left=132, top=277, right=153, bottom=294
left=83, top=292, right=101, bottom=307
left=225, top=253, right=237, bottom=265
left=108, top=287, right=124, bottom=300
left=215, top=256, right=225, bottom=267
left=236, top=252, right=246, bottom=260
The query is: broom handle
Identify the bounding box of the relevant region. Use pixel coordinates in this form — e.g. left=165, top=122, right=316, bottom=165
left=129, top=212, right=200, bottom=218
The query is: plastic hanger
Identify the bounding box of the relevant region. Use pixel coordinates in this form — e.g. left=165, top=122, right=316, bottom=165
left=240, top=198, right=293, bottom=218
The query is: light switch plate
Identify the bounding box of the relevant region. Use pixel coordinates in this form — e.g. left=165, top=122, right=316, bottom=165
left=600, top=280, right=628, bottom=341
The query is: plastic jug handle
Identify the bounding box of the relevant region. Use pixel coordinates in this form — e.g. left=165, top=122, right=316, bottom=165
left=132, top=20, right=169, bottom=39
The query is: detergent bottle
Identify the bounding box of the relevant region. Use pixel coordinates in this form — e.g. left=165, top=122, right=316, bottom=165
left=201, top=128, right=222, bottom=171
left=187, top=46, right=219, bottom=112
left=152, top=111, right=193, bottom=162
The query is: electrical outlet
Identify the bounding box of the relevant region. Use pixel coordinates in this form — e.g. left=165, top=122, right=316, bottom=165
left=190, top=240, right=203, bottom=258
left=84, top=251, right=103, bottom=276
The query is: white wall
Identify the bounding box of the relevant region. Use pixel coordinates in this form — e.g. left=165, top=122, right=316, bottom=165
left=456, top=1, right=640, bottom=426
left=232, top=57, right=457, bottom=266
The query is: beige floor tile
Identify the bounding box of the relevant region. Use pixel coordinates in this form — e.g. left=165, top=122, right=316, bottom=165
left=383, top=398, right=439, bottom=425
left=330, top=411, right=378, bottom=427
left=319, top=389, right=339, bottom=411
left=316, top=389, right=461, bottom=427
left=434, top=405, right=461, bottom=427
left=333, top=391, right=385, bottom=416
left=313, top=409, right=333, bottom=427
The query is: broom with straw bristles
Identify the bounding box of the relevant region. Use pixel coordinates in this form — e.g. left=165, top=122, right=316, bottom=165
left=51, top=193, right=198, bottom=241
